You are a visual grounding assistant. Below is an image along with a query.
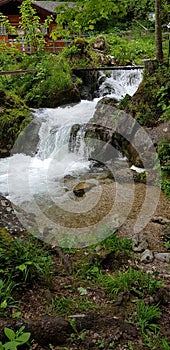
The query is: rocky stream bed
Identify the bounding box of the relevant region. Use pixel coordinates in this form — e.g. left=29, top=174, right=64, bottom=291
left=0, top=170, right=170, bottom=350
left=0, top=89, right=170, bottom=349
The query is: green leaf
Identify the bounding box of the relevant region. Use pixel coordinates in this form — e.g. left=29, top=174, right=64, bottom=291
left=0, top=279, right=4, bottom=289
left=77, top=287, right=88, bottom=295
left=0, top=341, right=4, bottom=350
left=4, top=328, right=15, bottom=341
left=4, top=341, right=17, bottom=350
left=0, top=300, right=7, bottom=309
left=16, top=333, right=31, bottom=344
left=12, top=312, right=21, bottom=319
left=16, top=261, right=32, bottom=271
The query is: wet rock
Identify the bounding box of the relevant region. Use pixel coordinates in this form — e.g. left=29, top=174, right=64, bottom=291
left=69, top=123, right=81, bottom=152
left=80, top=170, right=113, bottom=181
left=74, top=70, right=99, bottom=100
left=154, top=253, right=170, bottom=263
left=11, top=117, right=41, bottom=156
left=140, top=249, right=154, bottom=263
left=0, top=195, right=25, bottom=235
left=132, top=233, right=148, bottom=252
left=83, top=97, right=169, bottom=171
left=73, top=182, right=96, bottom=197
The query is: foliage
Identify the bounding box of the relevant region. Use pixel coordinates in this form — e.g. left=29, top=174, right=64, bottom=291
left=19, top=0, right=51, bottom=54
left=158, top=139, right=170, bottom=164
left=136, top=300, right=161, bottom=334
left=0, top=13, right=16, bottom=35
left=0, top=237, right=54, bottom=284
left=161, top=176, right=170, bottom=199
left=50, top=294, right=97, bottom=316
left=100, top=266, right=163, bottom=297
left=7, top=53, right=72, bottom=107
left=126, top=64, right=170, bottom=126
left=100, top=231, right=132, bottom=256
left=0, top=89, right=30, bottom=153
left=157, top=85, right=170, bottom=121
left=0, top=279, right=17, bottom=315
left=0, top=48, right=23, bottom=71
left=52, top=0, right=126, bottom=38
left=157, top=139, right=170, bottom=199
left=0, top=326, right=30, bottom=350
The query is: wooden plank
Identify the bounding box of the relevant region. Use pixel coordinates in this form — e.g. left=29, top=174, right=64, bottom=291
left=73, top=66, right=144, bottom=71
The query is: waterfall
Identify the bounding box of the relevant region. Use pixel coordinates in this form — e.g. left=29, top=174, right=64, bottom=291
left=0, top=69, right=143, bottom=208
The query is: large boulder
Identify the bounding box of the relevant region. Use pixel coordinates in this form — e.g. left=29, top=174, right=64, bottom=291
left=69, top=97, right=157, bottom=169
left=11, top=117, right=41, bottom=156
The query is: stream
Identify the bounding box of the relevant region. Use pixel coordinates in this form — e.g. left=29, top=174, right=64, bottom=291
left=0, top=68, right=144, bottom=247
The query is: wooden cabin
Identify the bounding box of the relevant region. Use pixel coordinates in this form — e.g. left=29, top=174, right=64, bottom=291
left=0, top=0, right=73, bottom=53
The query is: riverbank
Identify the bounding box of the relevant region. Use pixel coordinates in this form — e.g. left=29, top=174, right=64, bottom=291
left=0, top=179, right=170, bottom=349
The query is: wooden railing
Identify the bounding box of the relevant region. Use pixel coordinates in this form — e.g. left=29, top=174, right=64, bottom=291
left=0, top=39, right=71, bottom=53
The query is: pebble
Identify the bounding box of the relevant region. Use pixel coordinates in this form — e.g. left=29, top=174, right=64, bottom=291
left=154, top=253, right=170, bottom=263
left=132, top=233, right=148, bottom=252
left=140, top=249, right=154, bottom=263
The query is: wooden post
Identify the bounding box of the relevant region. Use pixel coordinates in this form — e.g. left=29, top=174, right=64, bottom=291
left=155, top=0, right=164, bottom=62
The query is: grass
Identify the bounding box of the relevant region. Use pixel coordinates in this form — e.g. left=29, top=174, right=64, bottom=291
left=136, top=301, right=161, bottom=334
left=89, top=30, right=169, bottom=65
left=0, top=235, right=54, bottom=284
left=0, top=227, right=168, bottom=348
left=49, top=295, right=97, bottom=316
left=100, top=266, right=163, bottom=298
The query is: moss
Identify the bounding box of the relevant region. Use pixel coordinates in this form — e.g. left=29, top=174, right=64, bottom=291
left=0, top=228, right=14, bottom=246
left=0, top=90, right=31, bottom=156
left=125, top=64, right=170, bottom=126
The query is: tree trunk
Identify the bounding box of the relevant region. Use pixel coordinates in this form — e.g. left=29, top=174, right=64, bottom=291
left=155, top=0, right=164, bottom=62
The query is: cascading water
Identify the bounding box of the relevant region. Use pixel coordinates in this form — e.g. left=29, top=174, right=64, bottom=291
left=98, top=68, right=143, bottom=98
left=0, top=69, right=143, bottom=242
left=0, top=69, right=143, bottom=206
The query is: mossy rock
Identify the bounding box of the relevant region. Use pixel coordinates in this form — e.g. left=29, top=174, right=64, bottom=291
left=0, top=228, right=14, bottom=246
left=0, top=91, right=31, bottom=157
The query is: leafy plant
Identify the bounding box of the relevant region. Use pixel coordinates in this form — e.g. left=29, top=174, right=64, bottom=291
left=0, top=326, right=30, bottom=350
left=100, top=231, right=132, bottom=256
left=100, top=266, right=163, bottom=297
left=136, top=301, right=161, bottom=334
left=52, top=0, right=126, bottom=39
left=158, top=140, right=170, bottom=164
left=0, top=279, right=17, bottom=315
left=0, top=13, right=17, bottom=36
left=157, top=85, right=170, bottom=121
left=19, top=0, right=49, bottom=54
left=0, top=237, right=54, bottom=284
left=50, top=294, right=96, bottom=316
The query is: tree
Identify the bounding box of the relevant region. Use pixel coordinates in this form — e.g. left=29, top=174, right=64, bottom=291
left=0, top=13, right=16, bottom=35
left=155, top=0, right=164, bottom=62
left=51, top=0, right=126, bottom=39
left=19, top=0, right=51, bottom=53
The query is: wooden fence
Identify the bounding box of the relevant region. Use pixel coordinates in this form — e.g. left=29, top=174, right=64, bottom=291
left=0, top=39, right=71, bottom=53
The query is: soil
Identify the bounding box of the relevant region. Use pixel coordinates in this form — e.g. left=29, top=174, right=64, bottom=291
left=0, top=179, right=170, bottom=350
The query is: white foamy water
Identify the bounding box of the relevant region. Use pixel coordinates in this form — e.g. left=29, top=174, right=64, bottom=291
left=99, top=68, right=142, bottom=98
left=0, top=69, right=143, bottom=207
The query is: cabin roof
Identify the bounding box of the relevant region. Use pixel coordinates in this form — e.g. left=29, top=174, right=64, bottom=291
left=32, top=1, right=74, bottom=14
left=0, top=0, right=74, bottom=14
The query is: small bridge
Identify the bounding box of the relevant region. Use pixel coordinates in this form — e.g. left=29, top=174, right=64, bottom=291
left=0, top=66, right=144, bottom=76
left=73, top=65, right=144, bottom=72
